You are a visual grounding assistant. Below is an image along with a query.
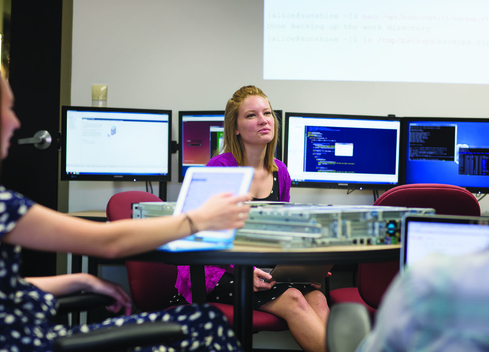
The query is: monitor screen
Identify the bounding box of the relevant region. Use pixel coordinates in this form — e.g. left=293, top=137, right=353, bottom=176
left=403, top=117, right=489, bottom=193
left=61, top=106, right=172, bottom=182
left=284, top=113, right=401, bottom=190
left=178, top=110, right=283, bottom=181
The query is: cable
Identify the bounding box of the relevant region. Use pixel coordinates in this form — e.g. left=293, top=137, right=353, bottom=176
left=373, top=190, right=380, bottom=202
left=145, top=181, right=154, bottom=194
left=476, top=193, right=487, bottom=202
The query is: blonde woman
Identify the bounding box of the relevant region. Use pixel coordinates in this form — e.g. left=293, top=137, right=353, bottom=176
left=175, top=86, right=329, bottom=352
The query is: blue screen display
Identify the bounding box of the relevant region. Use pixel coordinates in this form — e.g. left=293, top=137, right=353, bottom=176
left=304, top=126, right=398, bottom=176
left=404, top=118, right=489, bottom=192
left=285, top=113, right=401, bottom=190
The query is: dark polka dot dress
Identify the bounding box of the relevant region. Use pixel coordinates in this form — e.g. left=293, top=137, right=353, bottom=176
left=0, top=186, right=242, bottom=352
left=207, top=273, right=315, bottom=309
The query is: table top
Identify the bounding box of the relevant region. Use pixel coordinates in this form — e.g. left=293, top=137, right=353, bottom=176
left=70, top=210, right=401, bottom=266
left=129, top=243, right=400, bottom=266
left=68, top=210, right=106, bottom=218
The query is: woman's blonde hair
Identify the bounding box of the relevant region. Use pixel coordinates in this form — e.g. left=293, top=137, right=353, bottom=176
left=221, top=85, right=278, bottom=172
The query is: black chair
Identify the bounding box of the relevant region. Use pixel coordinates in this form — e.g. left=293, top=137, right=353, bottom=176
left=53, top=292, right=185, bottom=352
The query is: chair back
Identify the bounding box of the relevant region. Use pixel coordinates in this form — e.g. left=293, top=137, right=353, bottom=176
left=106, top=191, right=162, bottom=221
left=106, top=191, right=177, bottom=312
left=373, top=183, right=481, bottom=216
left=359, top=183, right=481, bottom=309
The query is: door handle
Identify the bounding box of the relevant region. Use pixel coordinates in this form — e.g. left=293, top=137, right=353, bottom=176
left=17, top=130, right=52, bottom=150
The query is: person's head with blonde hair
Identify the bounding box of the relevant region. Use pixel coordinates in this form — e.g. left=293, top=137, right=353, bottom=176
left=221, top=85, right=278, bottom=172
left=0, top=75, right=20, bottom=161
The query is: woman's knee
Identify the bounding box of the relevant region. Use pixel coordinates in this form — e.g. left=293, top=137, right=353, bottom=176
left=280, top=288, right=311, bottom=308
left=306, top=289, right=327, bottom=301
left=308, top=289, right=327, bottom=302
left=282, top=287, right=303, bottom=298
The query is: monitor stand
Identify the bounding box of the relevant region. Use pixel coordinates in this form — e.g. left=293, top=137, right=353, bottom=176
left=159, top=181, right=167, bottom=201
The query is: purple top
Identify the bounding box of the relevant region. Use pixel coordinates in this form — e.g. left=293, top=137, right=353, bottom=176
left=206, top=153, right=290, bottom=202
left=174, top=152, right=291, bottom=303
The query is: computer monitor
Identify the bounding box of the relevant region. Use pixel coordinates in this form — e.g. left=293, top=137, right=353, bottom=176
left=284, top=112, right=401, bottom=190
left=61, top=106, right=172, bottom=182
left=401, top=214, right=489, bottom=272
left=178, top=110, right=283, bottom=181
left=403, top=117, right=489, bottom=194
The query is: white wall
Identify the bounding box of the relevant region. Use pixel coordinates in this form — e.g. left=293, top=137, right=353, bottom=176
left=69, top=0, right=489, bottom=213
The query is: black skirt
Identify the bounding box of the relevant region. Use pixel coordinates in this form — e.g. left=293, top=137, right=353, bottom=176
left=170, top=272, right=317, bottom=310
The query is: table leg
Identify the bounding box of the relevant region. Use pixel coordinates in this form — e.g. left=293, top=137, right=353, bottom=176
left=190, top=265, right=207, bottom=304
left=234, top=265, right=253, bottom=352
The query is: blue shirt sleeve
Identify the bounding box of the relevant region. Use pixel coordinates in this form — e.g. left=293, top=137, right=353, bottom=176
left=0, top=186, right=34, bottom=239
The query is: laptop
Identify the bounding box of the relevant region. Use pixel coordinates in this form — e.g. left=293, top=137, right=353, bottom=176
left=401, top=214, right=489, bottom=272
left=158, top=166, right=254, bottom=252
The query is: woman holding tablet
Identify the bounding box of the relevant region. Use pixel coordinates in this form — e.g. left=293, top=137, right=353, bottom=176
left=0, top=75, right=247, bottom=351
left=174, top=86, right=329, bottom=352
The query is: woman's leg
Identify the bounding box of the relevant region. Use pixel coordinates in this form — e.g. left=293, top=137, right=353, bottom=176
left=258, top=288, right=328, bottom=352
left=304, top=289, right=330, bottom=322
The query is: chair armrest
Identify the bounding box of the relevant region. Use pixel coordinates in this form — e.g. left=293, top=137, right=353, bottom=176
left=53, top=321, right=185, bottom=352
left=56, top=292, right=115, bottom=315
left=326, top=303, right=372, bottom=352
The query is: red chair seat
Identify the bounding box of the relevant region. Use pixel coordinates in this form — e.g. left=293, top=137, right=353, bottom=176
left=210, top=303, right=288, bottom=332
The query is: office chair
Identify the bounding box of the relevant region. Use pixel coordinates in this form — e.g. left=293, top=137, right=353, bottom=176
left=329, top=183, right=481, bottom=318
left=53, top=292, right=184, bottom=352
left=106, top=191, right=289, bottom=333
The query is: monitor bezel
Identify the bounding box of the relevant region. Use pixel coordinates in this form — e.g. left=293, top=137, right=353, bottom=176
left=284, top=112, right=402, bottom=191
left=60, top=105, right=172, bottom=182
left=178, top=110, right=283, bottom=182
left=401, top=214, right=489, bottom=272
left=402, top=116, right=489, bottom=194
left=178, top=110, right=225, bottom=182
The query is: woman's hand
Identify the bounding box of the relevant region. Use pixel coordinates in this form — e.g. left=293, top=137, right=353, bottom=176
left=189, top=192, right=252, bottom=232
left=25, top=273, right=133, bottom=316
left=84, top=275, right=133, bottom=316
left=310, top=272, right=332, bottom=290
left=253, top=268, right=276, bottom=292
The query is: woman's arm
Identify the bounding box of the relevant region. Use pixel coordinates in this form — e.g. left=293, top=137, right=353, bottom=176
left=25, top=273, right=133, bottom=316
left=2, top=192, right=250, bottom=258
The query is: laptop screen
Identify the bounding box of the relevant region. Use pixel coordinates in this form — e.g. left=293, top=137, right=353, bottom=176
left=402, top=215, right=489, bottom=271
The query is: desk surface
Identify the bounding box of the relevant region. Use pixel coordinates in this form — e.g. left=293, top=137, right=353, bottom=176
left=68, top=210, right=107, bottom=218
left=71, top=210, right=400, bottom=265
left=130, top=243, right=400, bottom=266
left=68, top=211, right=107, bottom=224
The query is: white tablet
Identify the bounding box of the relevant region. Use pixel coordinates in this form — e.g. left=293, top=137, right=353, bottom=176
left=158, top=166, right=254, bottom=252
